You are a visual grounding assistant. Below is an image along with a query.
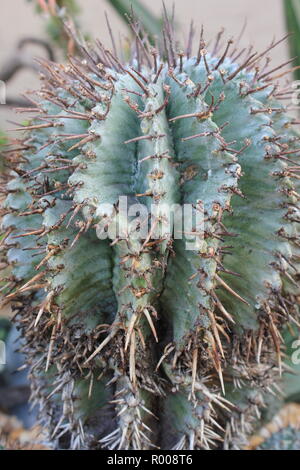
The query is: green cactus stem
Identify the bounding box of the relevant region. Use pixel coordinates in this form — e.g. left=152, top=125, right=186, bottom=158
left=1, top=13, right=299, bottom=449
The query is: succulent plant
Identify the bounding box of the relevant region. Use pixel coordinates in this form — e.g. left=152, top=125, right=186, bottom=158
left=1, top=13, right=299, bottom=450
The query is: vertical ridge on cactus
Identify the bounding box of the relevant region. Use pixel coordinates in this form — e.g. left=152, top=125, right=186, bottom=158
left=1, top=11, right=299, bottom=449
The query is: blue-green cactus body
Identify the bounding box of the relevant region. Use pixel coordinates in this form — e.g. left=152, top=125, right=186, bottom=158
left=1, top=20, right=299, bottom=450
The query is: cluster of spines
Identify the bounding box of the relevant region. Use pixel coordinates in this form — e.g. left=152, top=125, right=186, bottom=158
left=0, top=11, right=299, bottom=450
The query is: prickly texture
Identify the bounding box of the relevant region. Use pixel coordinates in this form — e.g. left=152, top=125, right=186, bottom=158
left=1, top=16, right=299, bottom=450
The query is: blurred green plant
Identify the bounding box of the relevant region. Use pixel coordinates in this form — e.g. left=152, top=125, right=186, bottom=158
left=284, top=0, right=300, bottom=81
left=0, top=131, right=7, bottom=147
left=41, top=1, right=81, bottom=53
left=28, top=0, right=162, bottom=54
left=0, top=319, right=10, bottom=343
left=27, top=0, right=82, bottom=54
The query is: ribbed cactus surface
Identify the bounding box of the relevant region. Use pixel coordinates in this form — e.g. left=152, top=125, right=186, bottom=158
left=1, top=16, right=299, bottom=449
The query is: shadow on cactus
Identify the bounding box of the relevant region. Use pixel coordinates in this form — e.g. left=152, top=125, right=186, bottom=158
left=1, top=11, right=299, bottom=450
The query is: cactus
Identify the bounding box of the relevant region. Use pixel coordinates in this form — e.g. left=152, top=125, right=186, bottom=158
left=1, top=13, right=300, bottom=450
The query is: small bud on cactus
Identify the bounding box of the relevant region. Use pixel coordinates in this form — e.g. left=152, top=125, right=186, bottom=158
left=1, top=12, right=299, bottom=450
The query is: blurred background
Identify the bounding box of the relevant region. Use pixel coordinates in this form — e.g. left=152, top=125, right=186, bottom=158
left=0, top=0, right=299, bottom=450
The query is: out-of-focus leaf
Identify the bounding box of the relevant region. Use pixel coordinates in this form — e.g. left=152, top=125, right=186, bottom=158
left=284, top=0, right=300, bottom=81
left=29, top=0, right=163, bottom=47
left=0, top=319, right=10, bottom=342
left=28, top=0, right=79, bottom=15
left=28, top=0, right=83, bottom=55
left=0, top=131, right=6, bottom=146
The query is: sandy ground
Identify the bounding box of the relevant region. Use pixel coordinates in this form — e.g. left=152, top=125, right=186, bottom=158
left=0, top=0, right=290, bottom=130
